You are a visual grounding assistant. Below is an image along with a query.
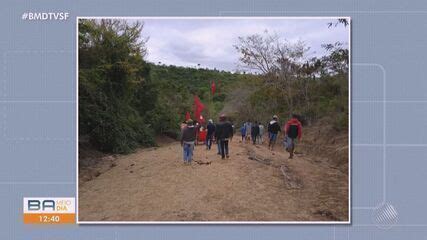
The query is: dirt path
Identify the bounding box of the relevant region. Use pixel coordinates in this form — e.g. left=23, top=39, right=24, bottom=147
left=78, top=139, right=348, bottom=222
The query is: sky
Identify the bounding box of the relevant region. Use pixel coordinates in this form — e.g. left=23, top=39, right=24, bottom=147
left=134, top=18, right=349, bottom=72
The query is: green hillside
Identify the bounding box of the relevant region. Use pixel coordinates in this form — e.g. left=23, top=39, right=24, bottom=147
left=79, top=19, right=348, bottom=154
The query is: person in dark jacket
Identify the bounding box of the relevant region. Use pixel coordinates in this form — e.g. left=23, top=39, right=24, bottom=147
left=181, top=119, right=196, bottom=165
left=268, top=115, right=281, bottom=150
left=206, top=119, right=216, bottom=150
left=215, top=114, right=234, bottom=159
left=251, top=121, right=260, bottom=145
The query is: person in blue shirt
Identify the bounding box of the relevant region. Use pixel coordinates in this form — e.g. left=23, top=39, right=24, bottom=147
left=240, top=123, right=246, bottom=143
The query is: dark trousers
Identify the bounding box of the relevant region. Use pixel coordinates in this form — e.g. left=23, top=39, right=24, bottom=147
left=219, top=139, right=229, bottom=158
left=206, top=134, right=213, bottom=149
left=252, top=134, right=258, bottom=144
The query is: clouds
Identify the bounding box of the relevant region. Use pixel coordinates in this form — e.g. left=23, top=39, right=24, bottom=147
left=137, top=18, right=349, bottom=72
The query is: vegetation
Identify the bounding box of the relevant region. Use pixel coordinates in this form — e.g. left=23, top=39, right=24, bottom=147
left=233, top=31, right=349, bottom=130
left=79, top=19, right=157, bottom=153
left=147, top=63, right=246, bottom=126
left=79, top=19, right=245, bottom=153
left=79, top=19, right=348, bottom=154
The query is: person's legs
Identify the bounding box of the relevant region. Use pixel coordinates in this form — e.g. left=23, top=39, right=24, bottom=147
left=289, top=146, right=294, bottom=158
left=220, top=139, right=226, bottom=159
left=207, top=137, right=210, bottom=149
left=182, top=144, right=186, bottom=163
left=217, top=140, right=221, bottom=155
left=206, top=135, right=210, bottom=150
left=285, top=137, right=290, bottom=152
left=183, top=143, right=189, bottom=163
left=289, top=138, right=294, bottom=159
left=188, top=143, right=194, bottom=163
left=270, top=133, right=277, bottom=150
left=224, top=140, right=229, bottom=158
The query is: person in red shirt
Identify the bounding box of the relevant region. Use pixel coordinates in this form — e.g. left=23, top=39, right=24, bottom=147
left=283, top=114, right=302, bottom=159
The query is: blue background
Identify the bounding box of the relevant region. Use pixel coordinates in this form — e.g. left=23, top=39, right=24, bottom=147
left=2, top=0, right=427, bottom=239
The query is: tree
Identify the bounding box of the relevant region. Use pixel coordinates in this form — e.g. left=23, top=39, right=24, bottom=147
left=327, top=18, right=349, bottom=28
left=234, top=30, right=309, bottom=115
left=234, top=30, right=349, bottom=130
left=79, top=19, right=155, bottom=153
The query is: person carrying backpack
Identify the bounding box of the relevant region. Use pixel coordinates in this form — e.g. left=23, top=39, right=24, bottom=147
left=284, top=114, right=302, bottom=159
left=268, top=115, right=281, bottom=150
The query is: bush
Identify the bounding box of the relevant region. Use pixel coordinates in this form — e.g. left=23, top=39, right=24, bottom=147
left=89, top=111, right=155, bottom=153
left=79, top=19, right=156, bottom=153
left=333, top=112, right=348, bottom=131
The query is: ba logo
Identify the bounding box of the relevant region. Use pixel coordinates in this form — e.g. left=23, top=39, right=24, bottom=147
left=23, top=197, right=75, bottom=224
left=23, top=197, right=75, bottom=214
left=27, top=199, right=56, bottom=211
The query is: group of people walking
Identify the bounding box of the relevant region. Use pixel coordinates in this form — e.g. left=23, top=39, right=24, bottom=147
left=180, top=113, right=303, bottom=164
left=241, top=114, right=303, bottom=158
left=180, top=114, right=233, bottom=164
left=240, top=121, right=265, bottom=145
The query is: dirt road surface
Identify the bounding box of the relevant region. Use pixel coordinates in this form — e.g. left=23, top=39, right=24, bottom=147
left=79, top=139, right=348, bottom=222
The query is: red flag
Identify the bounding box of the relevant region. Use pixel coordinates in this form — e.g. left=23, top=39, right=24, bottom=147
left=211, top=81, right=216, bottom=95
left=185, top=112, right=191, bottom=121
left=193, top=95, right=205, bottom=121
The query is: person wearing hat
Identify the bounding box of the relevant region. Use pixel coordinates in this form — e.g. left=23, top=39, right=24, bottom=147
left=215, top=114, right=234, bottom=159
left=180, top=119, right=196, bottom=165
left=267, top=115, right=281, bottom=151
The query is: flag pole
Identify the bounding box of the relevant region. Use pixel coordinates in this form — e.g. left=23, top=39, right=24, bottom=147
left=210, top=80, right=214, bottom=120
